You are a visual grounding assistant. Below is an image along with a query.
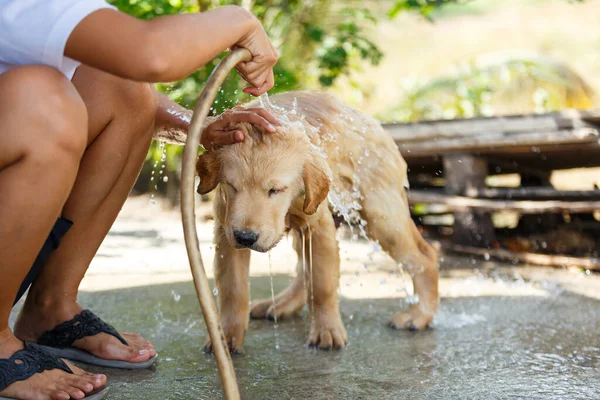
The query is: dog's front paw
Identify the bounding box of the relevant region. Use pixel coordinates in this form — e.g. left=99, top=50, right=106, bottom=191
left=307, top=310, right=347, bottom=350
left=388, top=304, right=434, bottom=331
left=204, top=322, right=246, bottom=354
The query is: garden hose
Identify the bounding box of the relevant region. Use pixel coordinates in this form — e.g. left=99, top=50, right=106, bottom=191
left=181, top=48, right=252, bottom=400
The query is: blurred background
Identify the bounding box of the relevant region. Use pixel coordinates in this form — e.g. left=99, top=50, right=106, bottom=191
left=108, top=0, right=600, bottom=204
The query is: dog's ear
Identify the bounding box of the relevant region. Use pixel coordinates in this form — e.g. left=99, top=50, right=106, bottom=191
left=196, top=151, right=220, bottom=195
left=302, top=160, right=330, bottom=215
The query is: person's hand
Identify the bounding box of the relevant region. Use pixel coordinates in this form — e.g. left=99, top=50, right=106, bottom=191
left=200, top=106, right=280, bottom=150
left=233, top=15, right=278, bottom=97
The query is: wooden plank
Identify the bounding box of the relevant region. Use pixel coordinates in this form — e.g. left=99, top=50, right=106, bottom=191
left=402, top=142, right=600, bottom=173
left=397, top=128, right=598, bottom=156
left=442, top=243, right=600, bottom=271
left=383, top=109, right=593, bottom=143
left=417, top=187, right=600, bottom=201
left=408, top=190, right=600, bottom=214
left=580, top=109, right=600, bottom=125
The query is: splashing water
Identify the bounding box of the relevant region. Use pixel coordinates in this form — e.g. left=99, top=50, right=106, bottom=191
left=149, top=142, right=167, bottom=205
left=259, top=93, right=272, bottom=109
left=268, top=251, right=280, bottom=350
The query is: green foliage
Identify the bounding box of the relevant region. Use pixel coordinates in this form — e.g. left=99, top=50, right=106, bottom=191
left=388, top=0, right=471, bottom=19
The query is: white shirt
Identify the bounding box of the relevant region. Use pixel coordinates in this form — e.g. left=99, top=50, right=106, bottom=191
left=0, top=0, right=116, bottom=79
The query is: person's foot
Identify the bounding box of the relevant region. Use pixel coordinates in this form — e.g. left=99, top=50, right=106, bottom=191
left=13, top=299, right=156, bottom=364
left=0, top=329, right=106, bottom=400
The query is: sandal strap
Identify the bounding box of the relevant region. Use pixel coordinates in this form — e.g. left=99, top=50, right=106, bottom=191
left=37, top=310, right=128, bottom=348
left=0, top=342, right=72, bottom=392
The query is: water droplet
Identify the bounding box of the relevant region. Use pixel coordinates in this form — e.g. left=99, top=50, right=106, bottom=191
left=406, top=294, right=420, bottom=304
left=163, top=176, right=169, bottom=183
left=213, top=287, right=219, bottom=296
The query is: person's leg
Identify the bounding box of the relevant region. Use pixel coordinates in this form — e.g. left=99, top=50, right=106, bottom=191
left=0, top=65, right=107, bottom=400
left=14, top=65, right=158, bottom=363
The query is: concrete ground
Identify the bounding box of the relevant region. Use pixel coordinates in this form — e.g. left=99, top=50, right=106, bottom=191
left=11, top=196, right=600, bottom=399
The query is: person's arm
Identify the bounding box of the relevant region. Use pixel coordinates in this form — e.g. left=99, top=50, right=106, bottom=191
left=155, top=92, right=280, bottom=149
left=65, top=6, right=277, bottom=95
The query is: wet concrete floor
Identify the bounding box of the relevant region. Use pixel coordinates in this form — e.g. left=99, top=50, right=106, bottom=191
left=10, top=198, right=600, bottom=399
left=12, top=267, right=600, bottom=400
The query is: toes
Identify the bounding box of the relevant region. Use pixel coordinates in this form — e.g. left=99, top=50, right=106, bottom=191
left=318, top=331, right=333, bottom=350
left=388, top=310, right=433, bottom=331
left=307, top=329, right=346, bottom=350
left=122, top=333, right=155, bottom=351
left=64, top=361, right=106, bottom=389
left=228, top=340, right=244, bottom=355
left=331, top=331, right=346, bottom=350
left=63, top=385, right=85, bottom=400
left=203, top=340, right=213, bottom=353
left=107, top=340, right=151, bottom=362
left=203, top=337, right=243, bottom=355
left=91, top=374, right=107, bottom=389
left=66, top=376, right=94, bottom=393
left=411, top=315, right=432, bottom=330
left=307, top=329, right=319, bottom=348
left=231, top=347, right=243, bottom=355
left=51, top=390, right=71, bottom=400
left=250, top=300, right=271, bottom=319
left=249, top=311, right=263, bottom=320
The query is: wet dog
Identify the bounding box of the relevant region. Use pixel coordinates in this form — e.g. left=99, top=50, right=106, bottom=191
left=197, top=91, right=438, bottom=352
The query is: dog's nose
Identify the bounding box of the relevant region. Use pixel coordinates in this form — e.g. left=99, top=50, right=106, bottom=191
left=233, top=230, right=259, bottom=247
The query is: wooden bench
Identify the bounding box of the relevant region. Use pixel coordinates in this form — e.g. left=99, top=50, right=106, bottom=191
left=382, top=109, right=600, bottom=269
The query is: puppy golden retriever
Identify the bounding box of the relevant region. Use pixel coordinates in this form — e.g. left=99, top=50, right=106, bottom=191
left=197, top=91, right=438, bottom=352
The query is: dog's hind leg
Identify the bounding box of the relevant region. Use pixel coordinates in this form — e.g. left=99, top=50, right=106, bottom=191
left=250, top=230, right=307, bottom=320
left=360, top=186, right=439, bottom=330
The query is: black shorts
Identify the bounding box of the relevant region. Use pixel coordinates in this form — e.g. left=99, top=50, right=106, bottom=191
left=13, top=218, right=72, bottom=306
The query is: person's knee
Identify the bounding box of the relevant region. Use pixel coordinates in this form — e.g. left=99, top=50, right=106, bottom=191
left=2, top=66, right=88, bottom=160
left=115, top=80, right=158, bottom=138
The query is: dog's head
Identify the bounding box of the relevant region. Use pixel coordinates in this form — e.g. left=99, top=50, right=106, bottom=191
left=196, top=120, right=330, bottom=252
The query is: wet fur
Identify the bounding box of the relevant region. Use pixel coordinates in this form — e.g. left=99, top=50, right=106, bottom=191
left=197, top=91, right=439, bottom=352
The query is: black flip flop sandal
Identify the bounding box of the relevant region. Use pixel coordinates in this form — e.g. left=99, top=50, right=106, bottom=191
left=36, top=310, right=158, bottom=370
left=0, top=342, right=109, bottom=400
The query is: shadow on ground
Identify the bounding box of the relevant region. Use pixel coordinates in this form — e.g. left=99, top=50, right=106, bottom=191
left=13, top=274, right=599, bottom=400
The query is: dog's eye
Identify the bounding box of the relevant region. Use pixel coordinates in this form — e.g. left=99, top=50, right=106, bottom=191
left=268, top=187, right=284, bottom=197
